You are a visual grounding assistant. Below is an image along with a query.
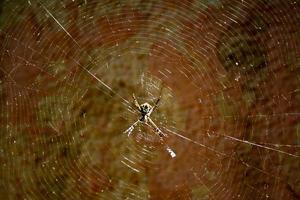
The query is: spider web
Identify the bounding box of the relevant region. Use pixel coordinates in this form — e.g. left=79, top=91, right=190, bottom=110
left=1, top=0, right=300, bottom=199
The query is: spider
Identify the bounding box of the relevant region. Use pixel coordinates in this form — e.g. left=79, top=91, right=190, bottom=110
left=124, top=93, right=176, bottom=158
left=125, top=93, right=167, bottom=138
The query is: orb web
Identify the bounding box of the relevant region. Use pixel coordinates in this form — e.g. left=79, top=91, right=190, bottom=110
left=1, top=0, right=300, bottom=199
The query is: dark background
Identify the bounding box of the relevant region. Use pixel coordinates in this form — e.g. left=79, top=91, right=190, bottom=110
left=0, top=0, right=300, bottom=199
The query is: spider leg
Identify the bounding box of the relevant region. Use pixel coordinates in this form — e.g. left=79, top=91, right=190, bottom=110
left=155, top=96, right=161, bottom=107
left=144, top=118, right=175, bottom=158
left=147, top=117, right=168, bottom=138
left=151, top=96, right=161, bottom=113
left=152, top=84, right=164, bottom=112
left=132, top=93, right=141, bottom=111
left=124, top=119, right=140, bottom=136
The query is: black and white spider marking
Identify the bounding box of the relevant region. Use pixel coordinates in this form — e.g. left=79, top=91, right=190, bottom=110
left=124, top=93, right=176, bottom=158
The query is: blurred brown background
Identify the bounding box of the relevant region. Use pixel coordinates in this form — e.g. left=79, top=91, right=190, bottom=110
left=0, top=0, right=300, bottom=199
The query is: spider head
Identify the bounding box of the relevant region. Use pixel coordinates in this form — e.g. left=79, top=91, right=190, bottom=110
left=140, top=103, right=152, bottom=115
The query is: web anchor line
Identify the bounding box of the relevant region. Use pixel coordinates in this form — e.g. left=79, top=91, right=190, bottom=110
left=37, top=0, right=131, bottom=108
